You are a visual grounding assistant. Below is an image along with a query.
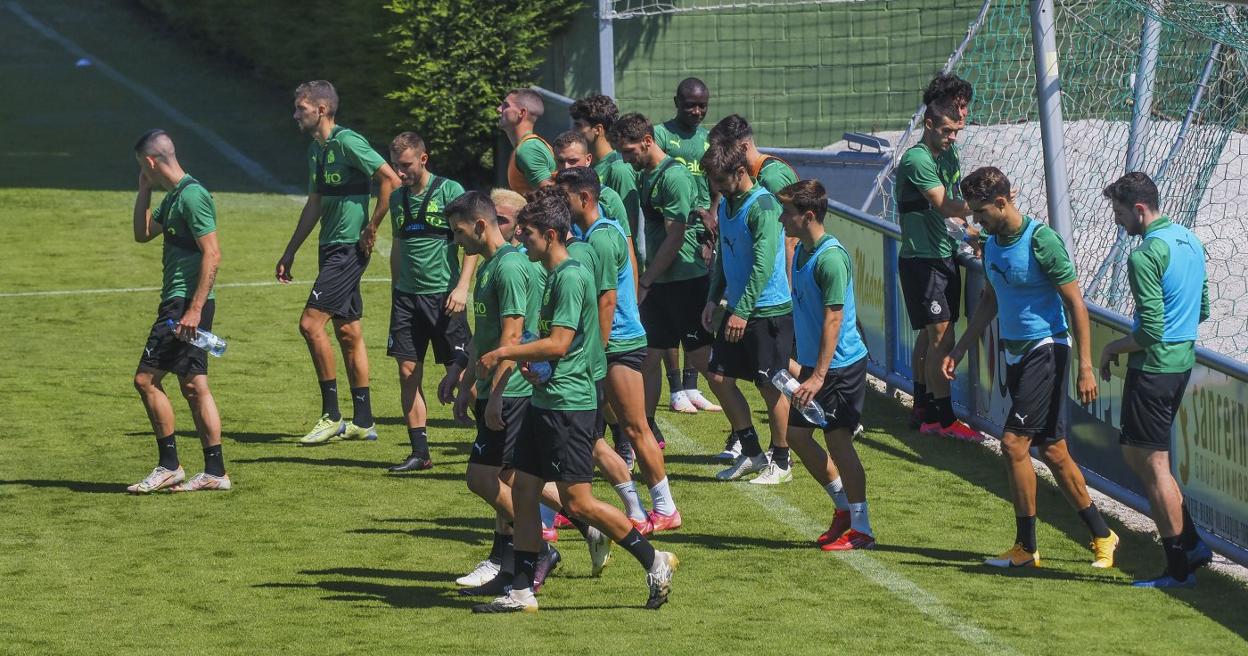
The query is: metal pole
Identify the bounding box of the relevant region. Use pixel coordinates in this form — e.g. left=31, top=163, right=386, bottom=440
left=1105, top=11, right=1162, bottom=307
left=598, top=0, right=616, bottom=98
left=1030, top=0, right=1075, bottom=247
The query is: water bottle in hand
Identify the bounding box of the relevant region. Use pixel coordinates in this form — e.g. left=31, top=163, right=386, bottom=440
left=165, top=319, right=227, bottom=357
left=521, top=330, right=552, bottom=384
left=770, top=369, right=827, bottom=427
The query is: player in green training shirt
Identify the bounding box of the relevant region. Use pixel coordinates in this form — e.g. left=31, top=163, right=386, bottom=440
left=374, top=131, right=473, bottom=472
left=129, top=129, right=230, bottom=493
left=475, top=192, right=677, bottom=613
left=609, top=112, right=724, bottom=454
left=498, top=88, right=557, bottom=195
left=944, top=167, right=1118, bottom=571
left=570, top=94, right=642, bottom=240
left=277, top=81, right=401, bottom=446
left=1099, top=172, right=1212, bottom=588
left=551, top=130, right=641, bottom=287
left=650, top=78, right=721, bottom=417
left=893, top=99, right=979, bottom=442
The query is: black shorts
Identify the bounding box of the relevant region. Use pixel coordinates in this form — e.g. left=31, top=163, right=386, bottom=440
left=388, top=289, right=471, bottom=364
left=139, top=297, right=216, bottom=377
left=1120, top=368, right=1191, bottom=451
left=1003, top=343, right=1069, bottom=445
left=308, top=244, right=369, bottom=320
left=898, top=256, right=960, bottom=330
left=709, top=313, right=794, bottom=386
left=470, top=396, right=530, bottom=468
left=788, top=358, right=867, bottom=431
left=512, top=406, right=597, bottom=483
left=640, top=276, right=715, bottom=350
left=606, top=346, right=647, bottom=372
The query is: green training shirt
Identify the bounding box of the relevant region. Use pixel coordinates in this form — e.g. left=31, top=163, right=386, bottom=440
left=474, top=243, right=534, bottom=398
left=991, top=217, right=1076, bottom=355
left=307, top=125, right=386, bottom=246
left=595, top=151, right=641, bottom=235
left=387, top=175, right=467, bottom=295
left=1126, top=217, right=1211, bottom=373
left=653, top=120, right=710, bottom=210
left=153, top=175, right=217, bottom=302
left=756, top=157, right=798, bottom=195
left=533, top=258, right=602, bottom=411
left=598, top=186, right=632, bottom=238
left=796, top=235, right=852, bottom=307
left=895, top=142, right=961, bottom=259
left=515, top=135, right=557, bottom=189
left=585, top=224, right=648, bottom=355
left=707, top=188, right=791, bottom=319
left=641, top=156, right=706, bottom=283
left=567, top=240, right=609, bottom=381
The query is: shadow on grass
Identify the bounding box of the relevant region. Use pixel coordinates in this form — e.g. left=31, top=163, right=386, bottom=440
left=255, top=579, right=468, bottom=610
left=233, top=456, right=395, bottom=469
left=661, top=453, right=726, bottom=466
left=870, top=543, right=989, bottom=563
left=300, top=567, right=449, bottom=583
left=226, top=431, right=290, bottom=444
left=1, top=479, right=129, bottom=494
left=375, top=417, right=467, bottom=430
left=645, top=530, right=808, bottom=551
left=865, top=391, right=1248, bottom=640
left=348, top=526, right=489, bottom=545
left=375, top=516, right=495, bottom=530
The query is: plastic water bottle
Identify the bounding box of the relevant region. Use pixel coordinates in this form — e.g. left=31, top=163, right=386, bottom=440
left=164, top=319, right=227, bottom=357
left=770, top=370, right=827, bottom=427
left=946, top=217, right=978, bottom=264
left=521, top=330, right=553, bottom=384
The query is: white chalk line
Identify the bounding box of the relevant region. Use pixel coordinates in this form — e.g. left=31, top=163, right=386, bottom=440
left=657, top=416, right=1021, bottom=656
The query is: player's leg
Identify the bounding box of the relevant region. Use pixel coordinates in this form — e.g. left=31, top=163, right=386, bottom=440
left=130, top=366, right=185, bottom=493
left=391, top=359, right=433, bottom=470
left=297, top=305, right=346, bottom=444
left=1123, top=446, right=1193, bottom=585
left=665, top=347, right=696, bottom=413
left=748, top=315, right=795, bottom=484
left=606, top=354, right=679, bottom=530
left=333, top=317, right=376, bottom=440
left=170, top=372, right=230, bottom=491
left=911, top=331, right=931, bottom=428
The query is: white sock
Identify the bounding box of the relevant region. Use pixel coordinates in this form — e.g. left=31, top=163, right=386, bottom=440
left=849, top=501, right=872, bottom=536
left=825, top=478, right=850, bottom=511
left=539, top=503, right=558, bottom=529
left=648, top=477, right=676, bottom=515
left=614, top=481, right=648, bottom=522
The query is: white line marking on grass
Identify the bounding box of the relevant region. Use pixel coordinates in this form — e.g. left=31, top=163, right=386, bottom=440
left=6, top=1, right=301, bottom=197
left=657, top=417, right=1021, bottom=656
left=0, top=278, right=392, bottom=298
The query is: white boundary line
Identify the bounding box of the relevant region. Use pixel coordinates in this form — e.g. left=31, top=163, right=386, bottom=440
left=657, top=417, right=1021, bottom=656
left=0, top=278, right=392, bottom=299
left=6, top=1, right=301, bottom=196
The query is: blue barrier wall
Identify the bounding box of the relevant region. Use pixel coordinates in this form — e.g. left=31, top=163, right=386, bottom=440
left=823, top=199, right=1248, bottom=567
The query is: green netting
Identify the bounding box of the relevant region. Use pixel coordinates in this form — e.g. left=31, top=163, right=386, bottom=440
left=882, top=0, right=1248, bottom=359
left=1120, top=0, right=1248, bottom=52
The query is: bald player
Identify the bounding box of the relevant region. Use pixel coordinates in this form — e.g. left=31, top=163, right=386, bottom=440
left=498, top=88, right=557, bottom=195
left=128, top=129, right=230, bottom=493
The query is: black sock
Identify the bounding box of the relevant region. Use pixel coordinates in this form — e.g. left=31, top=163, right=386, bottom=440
left=923, top=393, right=938, bottom=424
left=665, top=369, right=682, bottom=394
left=156, top=435, right=179, bottom=470
left=738, top=426, right=763, bottom=458
left=202, top=445, right=225, bottom=477
left=648, top=416, right=665, bottom=443
left=935, top=396, right=956, bottom=427
left=1162, top=536, right=1190, bottom=581
left=319, top=379, right=340, bottom=421
left=617, top=528, right=656, bottom=570
left=1180, top=504, right=1200, bottom=550
left=681, top=367, right=698, bottom=391
left=1015, top=515, right=1038, bottom=553
left=350, top=386, right=373, bottom=426
left=499, top=537, right=515, bottom=575
left=913, top=383, right=927, bottom=414
left=771, top=446, right=791, bottom=469
left=512, top=550, right=539, bottom=590
left=1077, top=503, right=1111, bottom=539
left=609, top=422, right=631, bottom=449
left=489, top=532, right=511, bottom=564
left=407, top=427, right=429, bottom=457
left=560, top=509, right=592, bottom=539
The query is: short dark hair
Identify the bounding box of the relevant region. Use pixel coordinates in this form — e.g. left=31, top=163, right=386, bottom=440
left=555, top=166, right=601, bottom=201
left=134, top=128, right=169, bottom=154
left=390, top=131, right=425, bottom=155
left=676, top=77, right=708, bottom=98
left=506, top=88, right=545, bottom=118
left=701, top=140, right=749, bottom=177
left=924, top=99, right=961, bottom=126
left=569, top=94, right=620, bottom=132
left=294, top=80, right=339, bottom=116
left=923, top=73, right=974, bottom=106
left=709, top=114, right=752, bottom=145
left=776, top=180, right=828, bottom=219
left=518, top=187, right=571, bottom=243
left=552, top=130, right=590, bottom=154
left=608, top=112, right=653, bottom=146
left=446, top=190, right=498, bottom=225
left=960, top=167, right=1012, bottom=204
left=1103, top=172, right=1160, bottom=211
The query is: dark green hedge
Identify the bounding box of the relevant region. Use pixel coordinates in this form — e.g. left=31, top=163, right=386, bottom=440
left=133, top=0, right=580, bottom=185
